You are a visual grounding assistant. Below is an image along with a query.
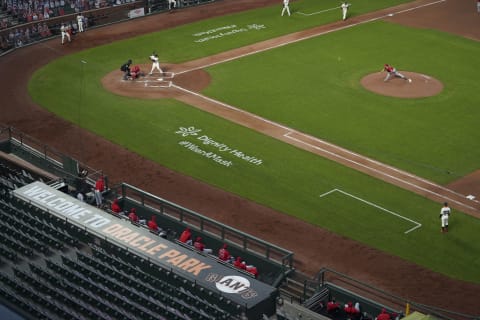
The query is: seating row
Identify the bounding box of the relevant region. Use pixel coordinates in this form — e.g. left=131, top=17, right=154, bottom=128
left=4, top=197, right=86, bottom=245
left=62, top=254, right=194, bottom=320
left=78, top=249, right=231, bottom=319
left=0, top=203, right=68, bottom=250
left=29, top=261, right=134, bottom=320
left=0, top=227, right=34, bottom=257
left=0, top=268, right=81, bottom=320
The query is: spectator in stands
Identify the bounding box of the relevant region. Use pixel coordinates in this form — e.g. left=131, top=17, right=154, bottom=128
left=233, top=256, right=246, bottom=270
left=375, top=308, right=391, bottom=320
left=42, top=22, right=52, bottom=37
left=147, top=215, right=160, bottom=233
left=344, top=301, right=361, bottom=319
left=111, top=199, right=122, bottom=214
left=179, top=227, right=192, bottom=245
left=94, top=176, right=104, bottom=207
left=218, top=243, right=231, bottom=262
left=327, top=298, right=340, bottom=313
left=193, top=236, right=212, bottom=254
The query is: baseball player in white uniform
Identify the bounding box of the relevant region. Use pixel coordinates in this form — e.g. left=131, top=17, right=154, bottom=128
left=439, top=202, right=451, bottom=233
left=281, top=0, right=290, bottom=16
left=77, top=14, right=84, bottom=32
left=168, top=0, right=176, bottom=11
left=341, top=2, right=350, bottom=20
left=60, top=23, right=71, bottom=44
left=149, top=52, right=163, bottom=76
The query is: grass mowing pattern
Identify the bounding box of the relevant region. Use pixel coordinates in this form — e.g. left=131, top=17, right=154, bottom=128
left=28, top=0, right=480, bottom=283
left=204, top=21, right=480, bottom=184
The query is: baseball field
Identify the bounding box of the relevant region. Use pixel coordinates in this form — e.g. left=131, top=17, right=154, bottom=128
left=0, top=0, right=472, bottom=314
left=26, top=0, right=480, bottom=286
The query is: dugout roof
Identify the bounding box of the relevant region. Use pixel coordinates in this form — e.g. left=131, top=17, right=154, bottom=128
left=13, top=182, right=277, bottom=308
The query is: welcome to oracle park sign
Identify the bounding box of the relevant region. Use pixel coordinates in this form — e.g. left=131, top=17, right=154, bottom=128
left=13, top=182, right=276, bottom=306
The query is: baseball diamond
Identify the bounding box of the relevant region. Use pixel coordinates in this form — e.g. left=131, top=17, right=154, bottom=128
left=1, top=0, right=480, bottom=319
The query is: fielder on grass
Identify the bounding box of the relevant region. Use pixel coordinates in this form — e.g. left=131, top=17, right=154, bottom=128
left=439, top=202, right=451, bottom=233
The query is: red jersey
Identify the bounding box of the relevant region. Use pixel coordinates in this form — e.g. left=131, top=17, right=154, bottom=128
left=111, top=200, right=121, bottom=213
left=384, top=64, right=394, bottom=73
left=147, top=216, right=158, bottom=231
left=327, top=301, right=340, bottom=312
left=128, top=211, right=139, bottom=223
left=179, top=228, right=192, bottom=243
left=233, top=257, right=246, bottom=270
left=193, top=237, right=205, bottom=251
left=95, top=178, right=104, bottom=192
left=218, top=247, right=230, bottom=261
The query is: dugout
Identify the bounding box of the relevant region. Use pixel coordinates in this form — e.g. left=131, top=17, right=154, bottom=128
left=109, top=182, right=295, bottom=287
left=13, top=181, right=279, bottom=319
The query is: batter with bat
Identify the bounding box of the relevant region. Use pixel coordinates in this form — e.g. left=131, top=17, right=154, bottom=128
left=149, top=52, right=163, bottom=77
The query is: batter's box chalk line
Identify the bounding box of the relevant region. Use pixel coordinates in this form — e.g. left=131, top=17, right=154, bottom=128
left=147, top=72, right=175, bottom=79
left=319, top=188, right=422, bottom=234
left=145, top=81, right=172, bottom=88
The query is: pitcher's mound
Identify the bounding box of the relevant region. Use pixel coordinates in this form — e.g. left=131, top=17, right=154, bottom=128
left=361, top=72, right=443, bottom=98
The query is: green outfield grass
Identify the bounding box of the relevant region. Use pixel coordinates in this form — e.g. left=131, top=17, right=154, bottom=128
left=203, top=21, right=480, bottom=184
left=28, top=0, right=480, bottom=283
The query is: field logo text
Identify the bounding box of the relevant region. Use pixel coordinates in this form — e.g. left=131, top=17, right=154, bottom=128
left=175, top=126, right=263, bottom=167
left=193, top=24, right=266, bottom=43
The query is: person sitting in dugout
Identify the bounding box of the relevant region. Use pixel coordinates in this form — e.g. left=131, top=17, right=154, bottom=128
left=111, top=199, right=122, bottom=214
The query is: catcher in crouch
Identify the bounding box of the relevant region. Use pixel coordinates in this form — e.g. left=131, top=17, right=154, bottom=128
left=149, top=52, right=163, bottom=76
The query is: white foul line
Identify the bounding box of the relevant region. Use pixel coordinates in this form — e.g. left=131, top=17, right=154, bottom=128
left=177, top=0, right=447, bottom=76
left=285, top=132, right=478, bottom=212
left=319, top=188, right=422, bottom=234
left=171, top=81, right=478, bottom=213
left=296, top=6, right=341, bottom=16
left=171, top=0, right=478, bottom=213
